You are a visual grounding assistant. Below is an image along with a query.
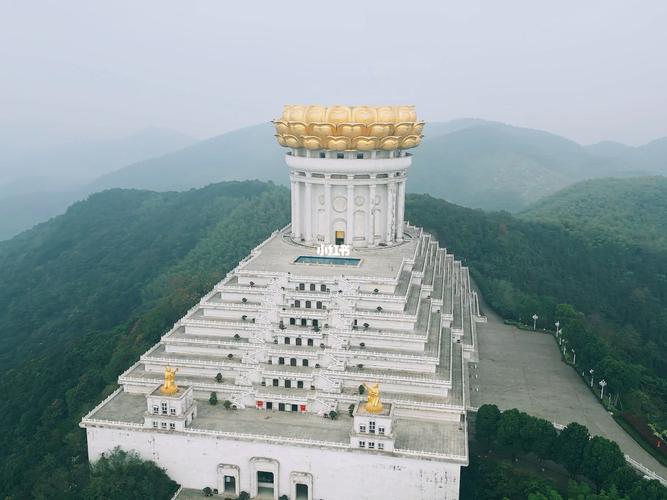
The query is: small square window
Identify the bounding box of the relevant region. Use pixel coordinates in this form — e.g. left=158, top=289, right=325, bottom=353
left=368, top=442, right=375, bottom=449
left=170, top=408, right=176, bottom=416
left=359, top=441, right=365, bottom=448
left=291, top=404, right=298, bottom=412
left=319, top=152, right=326, bottom=158
left=273, top=379, right=279, bottom=387
left=378, top=442, right=384, bottom=450
left=169, top=423, right=175, bottom=430
left=307, top=339, right=314, bottom=346
left=357, top=153, right=364, bottom=159
left=285, top=337, right=291, bottom=344
left=297, top=381, right=304, bottom=389
left=161, top=402, right=168, bottom=415
left=359, top=425, right=366, bottom=433
left=378, top=426, right=385, bottom=435
left=310, top=284, right=316, bottom=291
left=152, top=405, right=159, bottom=414
left=152, top=421, right=158, bottom=428
left=161, top=422, right=167, bottom=429
left=369, top=421, right=376, bottom=433
left=320, top=284, right=326, bottom=292
left=336, top=152, right=344, bottom=159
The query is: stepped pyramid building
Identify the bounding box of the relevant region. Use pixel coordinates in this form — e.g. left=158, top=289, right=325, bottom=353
left=82, top=105, right=485, bottom=500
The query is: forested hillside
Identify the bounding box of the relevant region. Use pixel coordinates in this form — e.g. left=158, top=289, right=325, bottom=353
left=1, top=181, right=666, bottom=498
left=521, top=176, right=667, bottom=252
left=0, top=181, right=290, bottom=499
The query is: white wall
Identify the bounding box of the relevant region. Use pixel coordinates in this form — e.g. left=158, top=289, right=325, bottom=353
left=86, top=426, right=461, bottom=500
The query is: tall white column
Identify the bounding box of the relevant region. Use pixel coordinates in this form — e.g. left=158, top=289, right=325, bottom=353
left=346, top=183, right=354, bottom=245
left=397, top=180, right=406, bottom=239
left=290, top=179, right=296, bottom=237
left=367, top=183, right=376, bottom=246
left=304, top=180, right=312, bottom=243
left=324, top=177, right=332, bottom=244
left=293, top=179, right=301, bottom=239
left=386, top=182, right=395, bottom=243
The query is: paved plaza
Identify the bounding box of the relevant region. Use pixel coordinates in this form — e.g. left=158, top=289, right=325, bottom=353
left=469, top=297, right=667, bottom=479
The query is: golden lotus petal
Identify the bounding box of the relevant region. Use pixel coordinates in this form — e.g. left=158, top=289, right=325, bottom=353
left=309, top=122, right=337, bottom=139
left=352, top=106, right=377, bottom=125
left=337, top=123, right=366, bottom=139
left=281, top=105, right=292, bottom=121
left=379, top=136, right=400, bottom=150
left=273, top=120, right=289, bottom=135
left=302, top=136, right=323, bottom=150
left=284, top=135, right=302, bottom=148
left=400, top=135, right=421, bottom=149
left=288, top=121, right=308, bottom=136
left=326, top=136, right=350, bottom=151
left=353, top=137, right=379, bottom=151
left=376, top=106, right=396, bottom=123
left=305, top=105, right=326, bottom=123
left=288, top=105, right=307, bottom=122
left=275, top=134, right=287, bottom=147
left=393, top=122, right=415, bottom=137
left=367, top=122, right=394, bottom=138
left=396, top=105, right=416, bottom=122
left=412, top=121, right=425, bottom=135
left=326, top=105, right=352, bottom=125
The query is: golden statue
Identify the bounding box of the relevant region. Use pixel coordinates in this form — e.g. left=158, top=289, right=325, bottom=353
left=363, top=383, right=384, bottom=414
left=160, top=366, right=179, bottom=395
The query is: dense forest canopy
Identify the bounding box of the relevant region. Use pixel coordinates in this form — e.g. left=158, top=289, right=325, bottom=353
left=0, top=179, right=665, bottom=498
left=521, top=176, right=667, bottom=252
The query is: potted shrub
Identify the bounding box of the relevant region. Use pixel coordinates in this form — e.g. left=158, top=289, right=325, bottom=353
left=360, top=342, right=365, bottom=349
left=356, top=363, right=364, bottom=370
left=223, top=400, right=232, bottom=410
left=209, top=392, right=218, bottom=405
left=358, top=385, right=365, bottom=395
left=348, top=404, right=355, bottom=416
left=227, top=353, right=234, bottom=359
left=202, top=486, right=212, bottom=497
left=329, top=410, right=338, bottom=420
left=241, top=297, right=248, bottom=303
left=233, top=333, right=241, bottom=340
left=215, top=373, right=223, bottom=383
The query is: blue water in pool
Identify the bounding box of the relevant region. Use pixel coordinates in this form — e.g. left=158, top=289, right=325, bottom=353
left=294, top=256, right=361, bottom=266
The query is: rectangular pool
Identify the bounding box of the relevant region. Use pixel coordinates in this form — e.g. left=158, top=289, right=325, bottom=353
left=294, top=255, right=361, bottom=266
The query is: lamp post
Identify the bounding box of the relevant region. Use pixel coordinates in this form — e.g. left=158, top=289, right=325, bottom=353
left=532, top=314, right=539, bottom=330
left=562, top=340, right=567, bottom=356
left=589, top=369, right=594, bottom=388
left=571, top=348, right=576, bottom=365
left=599, top=379, right=607, bottom=400
left=555, top=321, right=560, bottom=335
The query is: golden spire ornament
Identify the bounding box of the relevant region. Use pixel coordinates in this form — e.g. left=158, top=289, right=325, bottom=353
left=363, top=383, right=384, bottom=414
left=160, top=366, right=179, bottom=395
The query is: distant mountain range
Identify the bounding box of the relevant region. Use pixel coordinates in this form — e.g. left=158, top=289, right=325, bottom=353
left=1, top=119, right=665, bottom=240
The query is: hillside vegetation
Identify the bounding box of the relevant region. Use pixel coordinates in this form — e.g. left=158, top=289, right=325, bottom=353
left=1, top=181, right=666, bottom=498
left=520, top=176, right=667, bottom=252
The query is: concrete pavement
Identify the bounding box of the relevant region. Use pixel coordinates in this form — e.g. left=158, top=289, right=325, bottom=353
left=469, top=298, right=667, bottom=480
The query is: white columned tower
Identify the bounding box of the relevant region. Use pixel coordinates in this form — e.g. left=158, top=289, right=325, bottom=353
left=273, top=105, right=424, bottom=248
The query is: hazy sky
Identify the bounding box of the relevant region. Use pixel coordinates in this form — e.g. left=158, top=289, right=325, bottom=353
left=1, top=0, right=666, bottom=149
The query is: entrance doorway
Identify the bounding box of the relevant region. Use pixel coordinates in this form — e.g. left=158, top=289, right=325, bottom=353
left=224, top=476, right=236, bottom=494
left=257, top=471, right=275, bottom=497
left=335, top=230, right=345, bottom=245
left=296, top=483, right=309, bottom=499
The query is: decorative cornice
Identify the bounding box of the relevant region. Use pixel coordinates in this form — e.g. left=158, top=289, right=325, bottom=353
left=273, top=105, right=424, bottom=151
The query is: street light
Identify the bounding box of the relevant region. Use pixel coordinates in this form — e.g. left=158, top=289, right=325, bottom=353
left=532, top=313, right=539, bottom=330
left=599, top=379, right=607, bottom=399
left=555, top=321, right=560, bottom=334
left=571, top=348, right=576, bottom=365
left=589, top=369, right=594, bottom=388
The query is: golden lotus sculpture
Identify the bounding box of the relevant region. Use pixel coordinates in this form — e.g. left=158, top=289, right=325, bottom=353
left=273, top=105, right=424, bottom=151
